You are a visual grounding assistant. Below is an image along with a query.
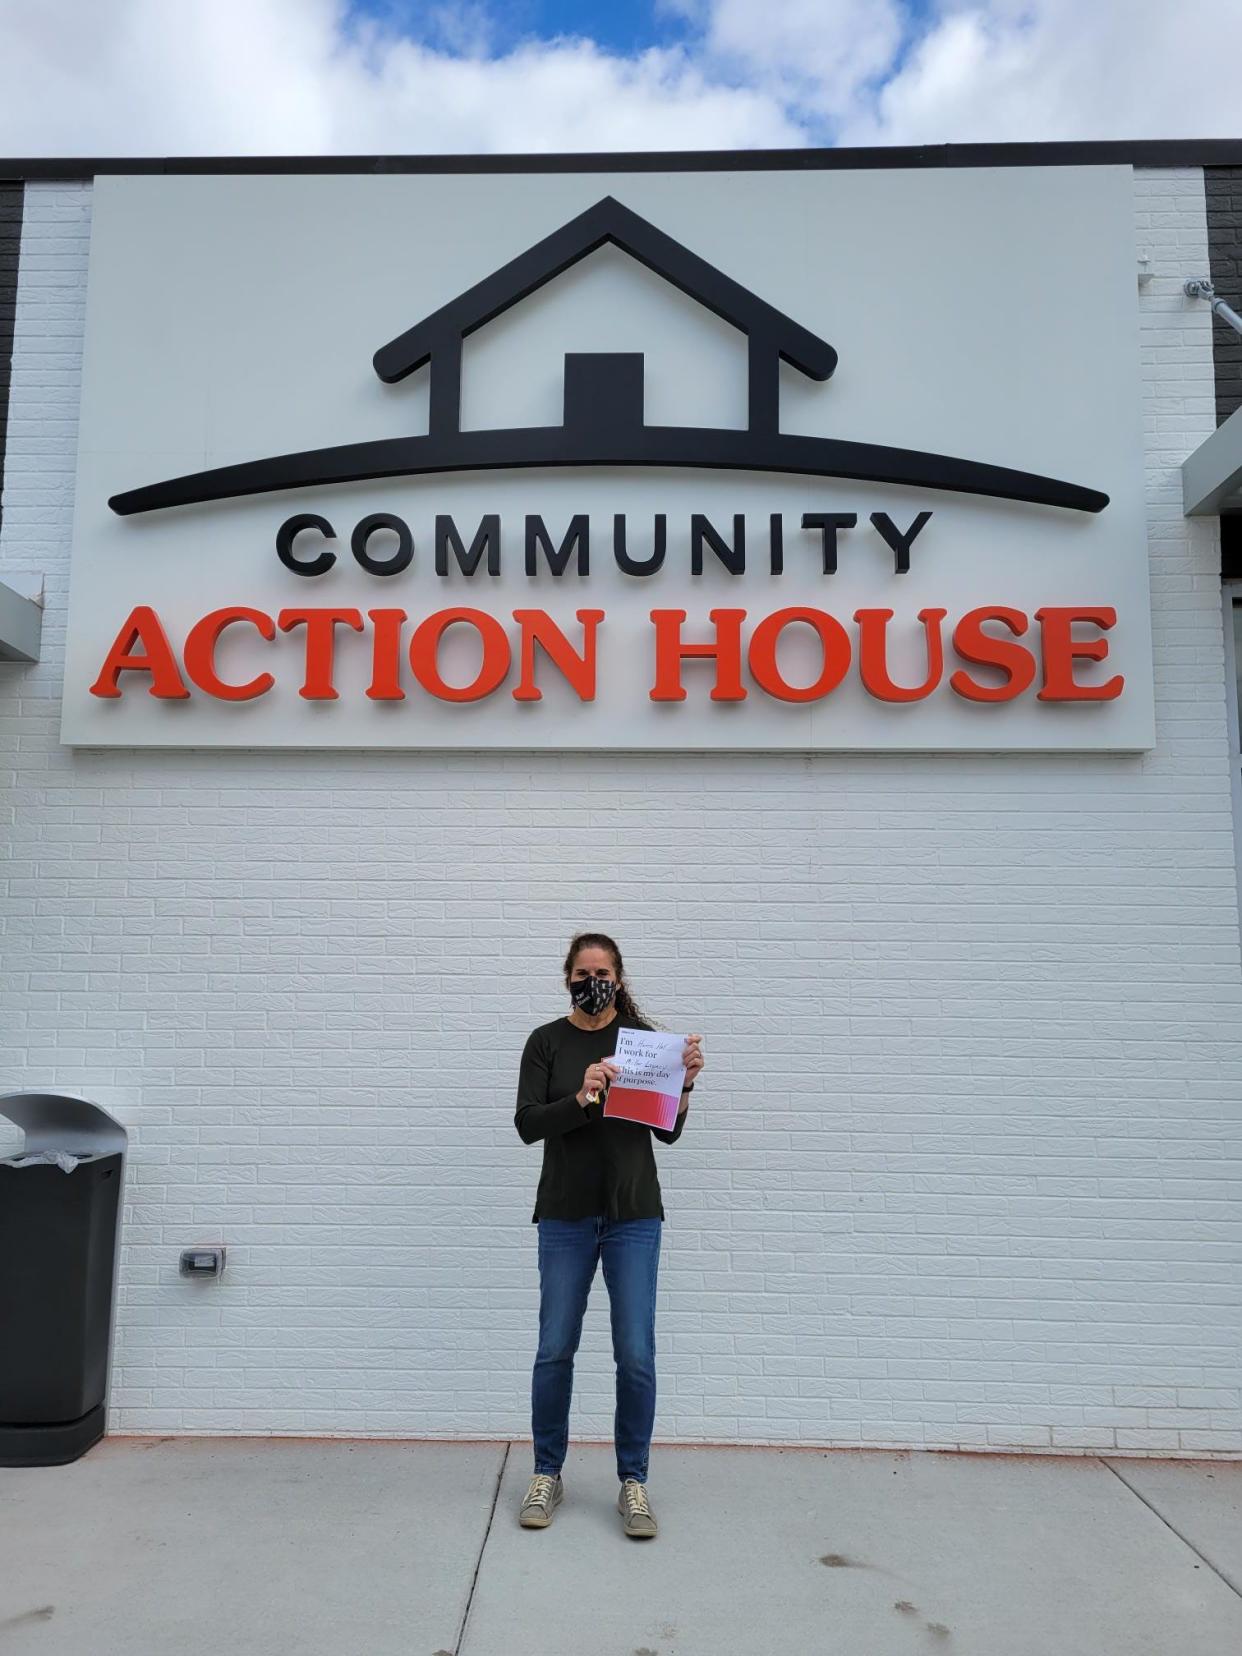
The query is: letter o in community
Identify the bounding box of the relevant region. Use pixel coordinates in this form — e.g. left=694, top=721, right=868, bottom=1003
left=351, top=513, right=414, bottom=576
left=748, top=607, right=852, bottom=702
left=409, top=608, right=511, bottom=701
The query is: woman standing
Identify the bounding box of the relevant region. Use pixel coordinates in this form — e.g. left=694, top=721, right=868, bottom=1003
left=514, top=932, right=703, bottom=1540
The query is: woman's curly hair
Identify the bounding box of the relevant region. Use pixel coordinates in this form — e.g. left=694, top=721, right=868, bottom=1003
left=563, top=931, right=657, bottom=1030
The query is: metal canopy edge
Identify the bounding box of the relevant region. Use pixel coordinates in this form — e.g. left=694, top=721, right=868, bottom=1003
left=1183, top=403, right=1242, bottom=516
left=0, top=578, right=42, bottom=663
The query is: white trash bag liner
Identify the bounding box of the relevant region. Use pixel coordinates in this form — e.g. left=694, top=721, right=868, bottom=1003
left=8, top=1150, right=82, bottom=1173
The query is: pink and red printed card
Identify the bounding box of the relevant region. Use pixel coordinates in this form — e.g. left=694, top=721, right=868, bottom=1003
left=603, top=1029, right=687, bottom=1133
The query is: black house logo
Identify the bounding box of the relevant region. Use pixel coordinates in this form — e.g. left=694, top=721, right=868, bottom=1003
left=109, top=195, right=1106, bottom=517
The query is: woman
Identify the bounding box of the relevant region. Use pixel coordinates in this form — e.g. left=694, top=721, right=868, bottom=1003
left=514, top=931, right=704, bottom=1540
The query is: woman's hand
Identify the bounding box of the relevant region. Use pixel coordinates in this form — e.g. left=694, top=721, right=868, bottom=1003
left=577, top=1058, right=620, bottom=1107
left=682, top=1034, right=704, bottom=1087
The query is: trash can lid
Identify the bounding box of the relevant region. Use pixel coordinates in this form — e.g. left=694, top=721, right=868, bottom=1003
left=0, top=1093, right=127, bottom=1158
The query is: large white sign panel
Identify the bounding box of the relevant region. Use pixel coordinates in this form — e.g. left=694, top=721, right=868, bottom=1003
left=61, top=167, right=1154, bottom=749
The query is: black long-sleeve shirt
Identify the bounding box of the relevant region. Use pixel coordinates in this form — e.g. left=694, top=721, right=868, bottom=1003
left=514, top=1013, right=688, bottom=1222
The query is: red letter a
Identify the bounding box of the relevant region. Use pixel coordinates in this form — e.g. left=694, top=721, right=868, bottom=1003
left=88, top=606, right=190, bottom=699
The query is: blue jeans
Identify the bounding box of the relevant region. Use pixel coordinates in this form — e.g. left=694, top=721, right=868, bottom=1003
left=531, top=1215, right=662, bottom=1484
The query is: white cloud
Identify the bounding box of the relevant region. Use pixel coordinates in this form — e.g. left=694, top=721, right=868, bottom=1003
left=0, top=0, right=802, bottom=154
left=837, top=1, right=1242, bottom=144
left=0, top=0, right=1238, bottom=156
left=675, top=0, right=906, bottom=119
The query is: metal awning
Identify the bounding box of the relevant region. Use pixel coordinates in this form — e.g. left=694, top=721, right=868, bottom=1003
left=0, top=578, right=42, bottom=662
left=1183, top=402, right=1242, bottom=516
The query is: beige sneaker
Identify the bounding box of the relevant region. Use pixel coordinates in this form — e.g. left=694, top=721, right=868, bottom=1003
left=618, top=1478, right=658, bottom=1538
left=519, top=1472, right=564, bottom=1527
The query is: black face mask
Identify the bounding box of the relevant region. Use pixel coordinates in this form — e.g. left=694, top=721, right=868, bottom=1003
left=570, top=977, right=617, bottom=1016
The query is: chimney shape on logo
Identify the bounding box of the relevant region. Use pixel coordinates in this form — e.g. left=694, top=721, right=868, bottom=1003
left=370, top=193, right=838, bottom=443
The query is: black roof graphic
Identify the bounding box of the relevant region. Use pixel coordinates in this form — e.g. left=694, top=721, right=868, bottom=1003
left=108, top=195, right=1108, bottom=518
left=372, top=194, right=838, bottom=388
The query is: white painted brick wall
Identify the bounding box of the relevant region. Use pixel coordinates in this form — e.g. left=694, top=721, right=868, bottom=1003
left=1, top=172, right=1240, bottom=1457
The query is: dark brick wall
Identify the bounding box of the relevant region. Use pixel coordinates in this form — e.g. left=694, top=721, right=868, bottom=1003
left=0, top=183, right=21, bottom=540
left=1222, top=515, right=1242, bottom=579
left=1205, top=168, right=1242, bottom=427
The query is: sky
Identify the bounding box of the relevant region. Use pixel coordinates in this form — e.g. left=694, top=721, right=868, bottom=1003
left=0, top=0, right=1240, bottom=155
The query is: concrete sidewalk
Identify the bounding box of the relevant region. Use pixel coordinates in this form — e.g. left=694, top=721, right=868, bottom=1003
left=1, top=1438, right=1239, bottom=1655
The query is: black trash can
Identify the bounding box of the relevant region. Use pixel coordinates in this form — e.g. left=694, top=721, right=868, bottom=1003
left=0, top=1094, right=127, bottom=1467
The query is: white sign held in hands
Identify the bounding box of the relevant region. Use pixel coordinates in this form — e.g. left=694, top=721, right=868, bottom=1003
left=603, top=1029, right=687, bottom=1132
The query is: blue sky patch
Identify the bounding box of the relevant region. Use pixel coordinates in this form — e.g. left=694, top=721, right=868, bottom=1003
left=347, top=0, right=697, bottom=56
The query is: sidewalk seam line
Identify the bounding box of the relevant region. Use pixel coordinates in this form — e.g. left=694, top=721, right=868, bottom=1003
left=453, top=1439, right=510, bottom=1655
left=1102, top=1456, right=1242, bottom=1600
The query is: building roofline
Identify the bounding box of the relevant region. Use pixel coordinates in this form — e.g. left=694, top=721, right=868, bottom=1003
left=372, top=194, right=837, bottom=385
left=3, top=139, right=1242, bottom=182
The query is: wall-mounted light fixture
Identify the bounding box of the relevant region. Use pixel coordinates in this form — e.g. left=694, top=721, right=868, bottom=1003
left=1185, top=278, right=1242, bottom=339
left=179, top=1245, right=226, bottom=1279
